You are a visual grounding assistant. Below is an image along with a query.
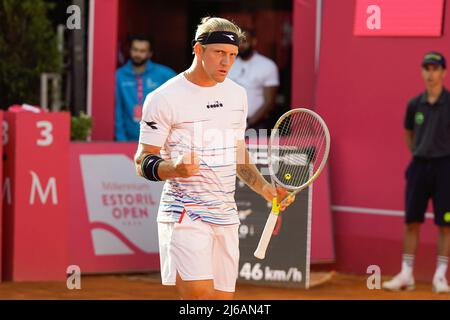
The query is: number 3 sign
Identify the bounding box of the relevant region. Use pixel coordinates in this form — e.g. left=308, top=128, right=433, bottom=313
left=2, top=111, right=70, bottom=281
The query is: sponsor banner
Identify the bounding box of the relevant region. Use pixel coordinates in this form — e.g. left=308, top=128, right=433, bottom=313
left=69, top=143, right=163, bottom=273
left=2, top=111, right=69, bottom=281
left=354, top=0, right=444, bottom=36
left=237, top=145, right=312, bottom=288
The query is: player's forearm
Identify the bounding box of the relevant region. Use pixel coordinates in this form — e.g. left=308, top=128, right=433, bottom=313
left=236, top=141, right=270, bottom=196
left=155, top=160, right=179, bottom=180
left=134, top=152, right=177, bottom=181
left=236, top=162, right=270, bottom=196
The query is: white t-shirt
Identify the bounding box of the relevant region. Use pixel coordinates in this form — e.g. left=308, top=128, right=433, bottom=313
left=228, top=52, right=279, bottom=118
left=139, top=74, right=248, bottom=225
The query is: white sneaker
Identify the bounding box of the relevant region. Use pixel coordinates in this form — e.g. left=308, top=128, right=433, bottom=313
left=432, top=276, right=450, bottom=293
left=382, top=273, right=415, bottom=291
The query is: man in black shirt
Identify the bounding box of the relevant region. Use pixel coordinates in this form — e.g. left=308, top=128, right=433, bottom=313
left=383, top=52, right=450, bottom=293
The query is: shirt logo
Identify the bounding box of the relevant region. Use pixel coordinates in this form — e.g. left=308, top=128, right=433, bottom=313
left=206, top=101, right=224, bottom=109
left=145, top=121, right=158, bottom=130
left=224, top=34, right=234, bottom=41
left=415, top=112, right=424, bottom=125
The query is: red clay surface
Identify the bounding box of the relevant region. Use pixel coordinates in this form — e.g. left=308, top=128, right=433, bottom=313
left=0, top=272, right=448, bottom=300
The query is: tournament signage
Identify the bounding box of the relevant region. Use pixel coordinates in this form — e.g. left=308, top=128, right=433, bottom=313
left=2, top=111, right=70, bottom=281
left=80, top=154, right=162, bottom=255
left=69, top=143, right=163, bottom=273
left=236, top=145, right=311, bottom=288
left=354, top=0, right=444, bottom=37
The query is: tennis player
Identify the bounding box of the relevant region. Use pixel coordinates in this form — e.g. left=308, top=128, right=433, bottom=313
left=382, top=52, right=450, bottom=293
left=134, top=17, right=293, bottom=300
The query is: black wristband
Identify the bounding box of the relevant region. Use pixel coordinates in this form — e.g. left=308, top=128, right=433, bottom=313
left=141, top=154, right=164, bottom=181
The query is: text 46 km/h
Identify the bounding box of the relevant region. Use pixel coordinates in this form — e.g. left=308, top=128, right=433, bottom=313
left=239, top=263, right=302, bottom=282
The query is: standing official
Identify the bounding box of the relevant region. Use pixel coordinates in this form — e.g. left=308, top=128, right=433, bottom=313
left=383, top=52, right=450, bottom=293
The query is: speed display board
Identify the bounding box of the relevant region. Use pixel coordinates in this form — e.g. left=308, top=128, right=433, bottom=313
left=236, top=145, right=311, bottom=289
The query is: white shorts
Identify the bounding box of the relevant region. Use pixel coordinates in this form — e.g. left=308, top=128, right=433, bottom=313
left=157, top=221, right=176, bottom=286
left=170, top=214, right=240, bottom=292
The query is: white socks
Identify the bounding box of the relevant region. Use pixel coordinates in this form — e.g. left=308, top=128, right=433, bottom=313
left=434, top=256, right=449, bottom=279
left=401, top=254, right=415, bottom=277
left=400, top=255, right=448, bottom=281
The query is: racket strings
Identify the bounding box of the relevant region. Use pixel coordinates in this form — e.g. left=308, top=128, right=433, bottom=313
left=292, top=113, right=326, bottom=185
left=279, top=113, right=311, bottom=186
left=287, top=112, right=321, bottom=186
left=270, top=110, right=328, bottom=189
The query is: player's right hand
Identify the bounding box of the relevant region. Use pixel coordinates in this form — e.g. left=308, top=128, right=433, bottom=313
left=174, top=152, right=200, bottom=178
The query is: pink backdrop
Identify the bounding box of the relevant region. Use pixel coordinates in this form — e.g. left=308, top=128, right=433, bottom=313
left=354, top=0, right=444, bottom=36
left=312, top=0, right=450, bottom=280
left=90, top=0, right=119, bottom=141
left=292, top=0, right=335, bottom=263
left=87, top=0, right=450, bottom=279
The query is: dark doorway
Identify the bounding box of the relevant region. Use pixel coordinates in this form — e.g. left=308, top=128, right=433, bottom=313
left=117, top=0, right=293, bottom=126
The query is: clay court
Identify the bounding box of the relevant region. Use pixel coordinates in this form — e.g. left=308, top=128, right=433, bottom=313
left=0, top=272, right=448, bottom=300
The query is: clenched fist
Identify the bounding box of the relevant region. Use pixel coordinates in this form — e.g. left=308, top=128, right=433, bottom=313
left=174, top=152, right=200, bottom=178
left=261, top=184, right=295, bottom=212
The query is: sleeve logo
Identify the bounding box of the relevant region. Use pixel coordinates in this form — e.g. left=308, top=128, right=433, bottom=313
left=145, top=121, right=158, bottom=130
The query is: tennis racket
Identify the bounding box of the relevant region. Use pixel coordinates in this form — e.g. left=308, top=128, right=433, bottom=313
left=254, top=108, right=330, bottom=259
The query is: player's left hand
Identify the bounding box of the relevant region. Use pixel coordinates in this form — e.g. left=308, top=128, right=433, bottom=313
left=261, top=184, right=295, bottom=212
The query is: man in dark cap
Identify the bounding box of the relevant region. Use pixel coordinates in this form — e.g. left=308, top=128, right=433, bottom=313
left=383, top=52, right=450, bottom=293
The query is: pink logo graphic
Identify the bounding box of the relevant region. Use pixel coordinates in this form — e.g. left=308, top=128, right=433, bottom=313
left=354, top=0, right=444, bottom=36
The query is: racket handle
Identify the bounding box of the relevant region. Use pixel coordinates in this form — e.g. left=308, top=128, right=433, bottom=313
left=254, top=212, right=278, bottom=260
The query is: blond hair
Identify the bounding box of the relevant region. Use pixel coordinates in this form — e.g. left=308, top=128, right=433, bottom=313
left=194, top=16, right=245, bottom=42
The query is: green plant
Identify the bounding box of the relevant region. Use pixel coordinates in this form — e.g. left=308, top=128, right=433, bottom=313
left=0, top=0, right=61, bottom=109
left=71, top=112, right=92, bottom=141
